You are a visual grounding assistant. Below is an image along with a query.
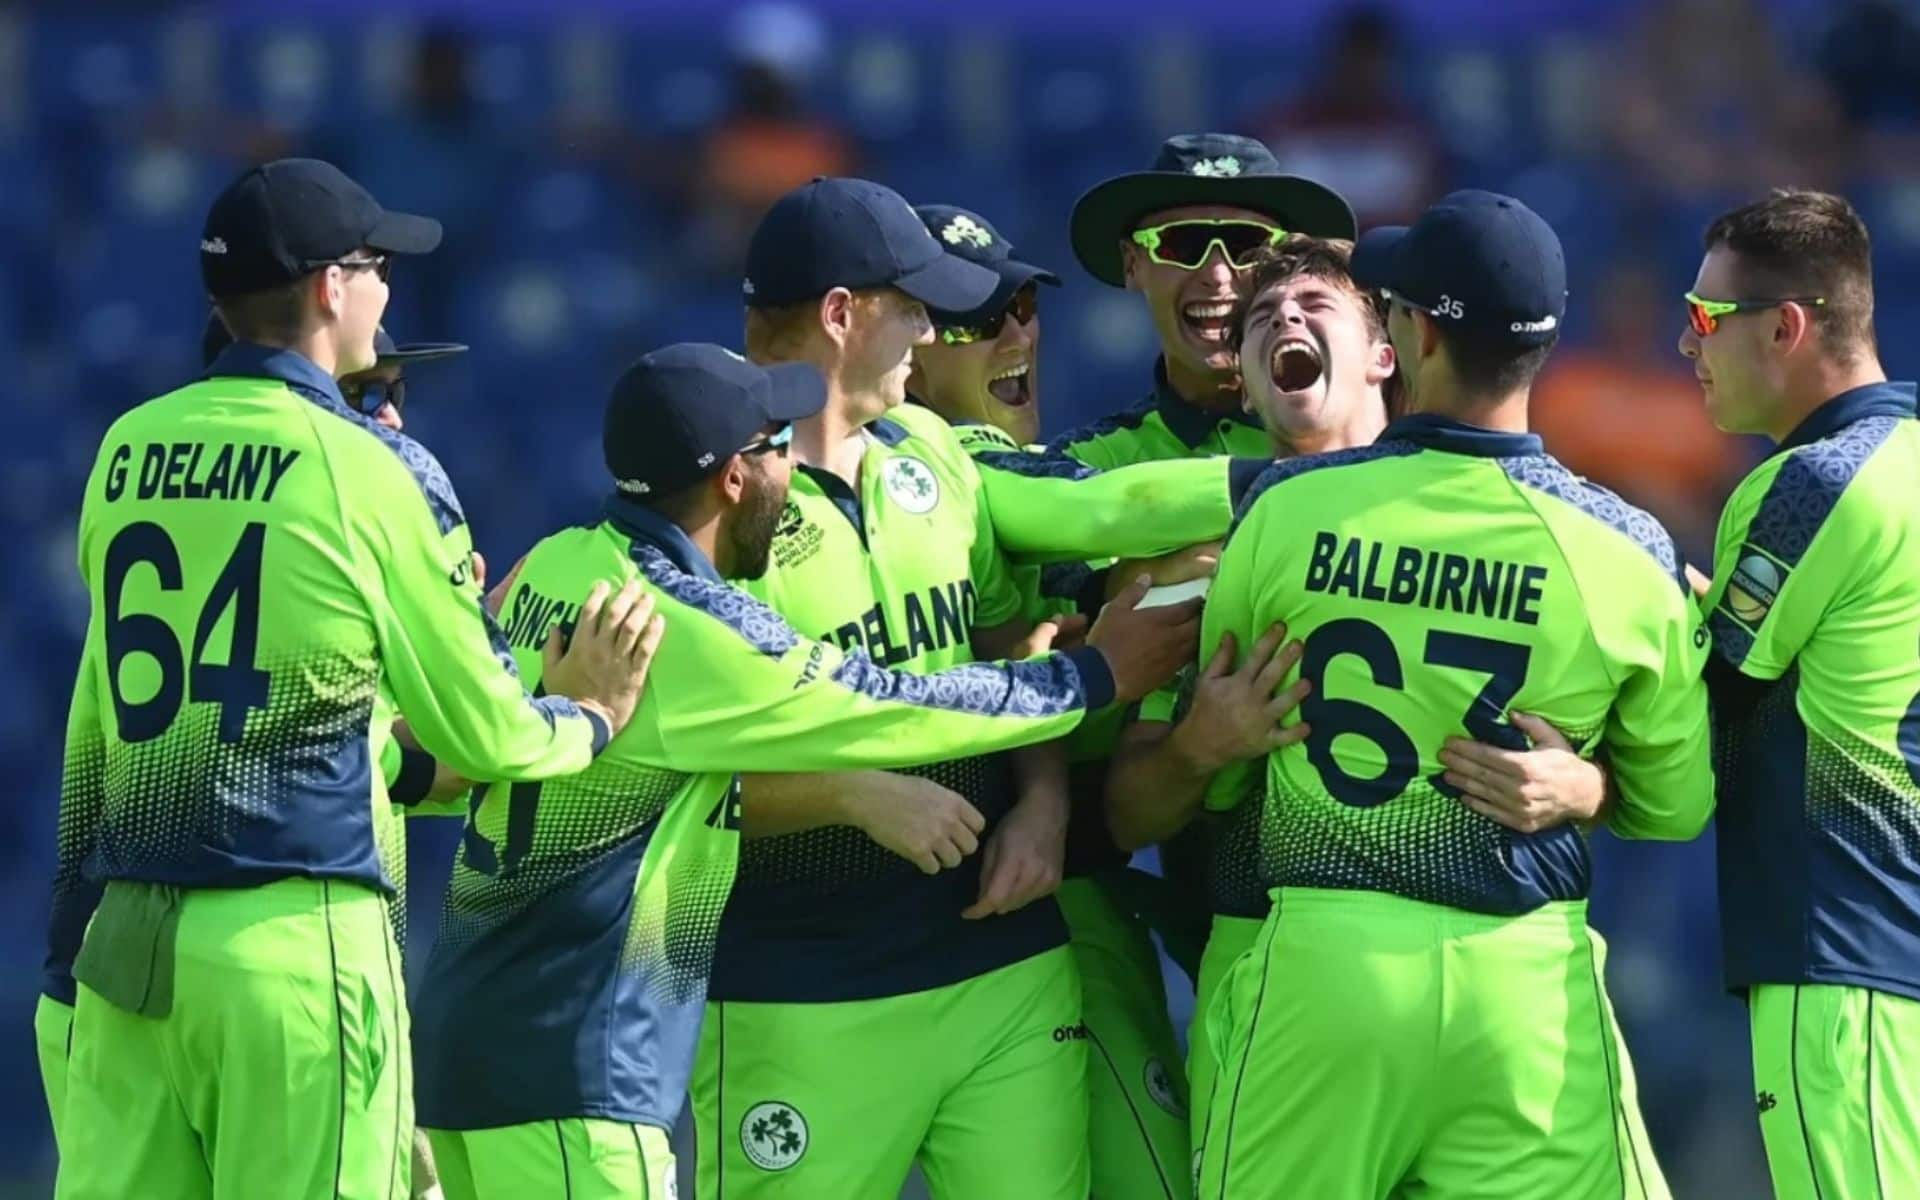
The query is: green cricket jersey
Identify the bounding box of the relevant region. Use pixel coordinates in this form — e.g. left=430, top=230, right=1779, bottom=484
left=716, top=402, right=1254, bottom=1003
left=1049, top=362, right=1271, bottom=919
left=1202, top=414, right=1713, bottom=914
left=945, top=413, right=1234, bottom=877
left=1704, top=382, right=1920, bottom=999
left=1048, top=360, right=1272, bottom=469
left=412, top=498, right=1112, bottom=1132
left=46, top=344, right=605, bottom=1004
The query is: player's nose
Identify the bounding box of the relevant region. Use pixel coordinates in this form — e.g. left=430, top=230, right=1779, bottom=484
left=1198, top=247, right=1236, bottom=287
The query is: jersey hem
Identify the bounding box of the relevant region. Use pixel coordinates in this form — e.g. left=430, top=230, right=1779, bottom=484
left=1730, top=968, right=1920, bottom=1005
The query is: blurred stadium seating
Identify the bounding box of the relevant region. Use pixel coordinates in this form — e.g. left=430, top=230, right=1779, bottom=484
left=7, top=2, right=1919, bottom=1194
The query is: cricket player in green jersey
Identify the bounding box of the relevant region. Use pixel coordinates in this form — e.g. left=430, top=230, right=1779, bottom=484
left=1194, top=191, right=1711, bottom=1200
left=1681, top=189, right=1920, bottom=1200
left=692, top=176, right=1246, bottom=1200
left=1049, top=133, right=1355, bottom=469
left=1045, top=134, right=1357, bottom=1026
left=35, top=315, right=474, bottom=1178
left=1104, top=236, right=1622, bottom=1162
left=906, top=200, right=1210, bottom=1200
left=1107, top=236, right=1392, bottom=1154
left=412, top=343, right=1196, bottom=1200
left=50, top=159, right=656, bottom=1200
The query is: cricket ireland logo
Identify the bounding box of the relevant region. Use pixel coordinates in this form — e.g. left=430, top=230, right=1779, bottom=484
left=1189, top=156, right=1243, bottom=177
left=941, top=215, right=993, bottom=248
left=882, top=455, right=940, bottom=514
left=741, top=1100, right=809, bottom=1171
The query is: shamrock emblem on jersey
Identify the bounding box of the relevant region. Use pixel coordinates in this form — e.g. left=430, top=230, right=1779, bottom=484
left=1144, top=1057, right=1187, bottom=1118
left=1189, top=156, right=1243, bottom=177
left=941, top=215, right=993, bottom=248
left=882, top=455, right=941, bottom=515
left=742, top=1101, right=809, bottom=1171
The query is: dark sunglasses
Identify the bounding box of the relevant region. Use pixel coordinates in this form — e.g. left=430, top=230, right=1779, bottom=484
left=1130, top=219, right=1285, bottom=271
left=936, top=287, right=1039, bottom=346
left=1684, top=291, right=1826, bottom=337
left=308, top=253, right=393, bottom=283
left=341, top=375, right=405, bottom=417
left=741, top=423, right=794, bottom=458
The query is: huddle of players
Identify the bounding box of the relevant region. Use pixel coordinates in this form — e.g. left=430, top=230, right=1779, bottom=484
left=39, top=126, right=1920, bottom=1200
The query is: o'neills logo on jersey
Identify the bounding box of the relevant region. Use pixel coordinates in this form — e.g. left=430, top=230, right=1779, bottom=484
left=882, top=456, right=940, bottom=514
left=824, top=579, right=976, bottom=666
left=1725, top=550, right=1783, bottom=626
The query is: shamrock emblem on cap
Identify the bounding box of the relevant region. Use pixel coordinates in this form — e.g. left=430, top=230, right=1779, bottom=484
left=941, top=216, right=993, bottom=248
left=1189, top=156, right=1243, bottom=178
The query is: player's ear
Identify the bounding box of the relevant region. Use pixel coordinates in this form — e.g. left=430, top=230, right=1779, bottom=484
left=1775, top=299, right=1813, bottom=354
left=312, top=267, right=345, bottom=322
left=820, top=288, right=855, bottom=350
left=1367, top=337, right=1396, bottom=387
left=716, top=454, right=750, bottom=506
left=1414, top=309, right=1443, bottom=362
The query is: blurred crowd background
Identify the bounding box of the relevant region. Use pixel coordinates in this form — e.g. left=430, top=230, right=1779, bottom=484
left=6, top=0, right=1920, bottom=1194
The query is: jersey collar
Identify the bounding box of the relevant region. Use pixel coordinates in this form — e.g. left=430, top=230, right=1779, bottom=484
left=1382, top=412, right=1545, bottom=458
left=1151, top=359, right=1263, bottom=448
left=867, top=416, right=911, bottom=447
left=202, top=341, right=350, bottom=412
left=1779, top=380, right=1918, bottom=452
left=602, top=493, right=725, bottom=584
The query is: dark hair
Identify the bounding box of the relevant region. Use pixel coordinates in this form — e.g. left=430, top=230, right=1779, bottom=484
left=1438, top=329, right=1559, bottom=397
left=1234, top=235, right=1402, bottom=412
left=1231, top=235, right=1387, bottom=349
left=1703, top=188, right=1876, bottom=360
left=212, top=279, right=306, bottom=346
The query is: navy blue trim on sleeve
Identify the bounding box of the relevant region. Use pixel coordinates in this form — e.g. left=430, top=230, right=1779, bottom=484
left=1065, top=646, right=1117, bottom=711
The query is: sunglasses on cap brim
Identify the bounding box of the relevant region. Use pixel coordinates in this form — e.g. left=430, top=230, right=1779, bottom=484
left=1130, top=219, right=1285, bottom=271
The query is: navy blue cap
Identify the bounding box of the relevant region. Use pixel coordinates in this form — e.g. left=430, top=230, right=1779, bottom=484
left=743, top=178, right=999, bottom=312
left=605, top=344, right=826, bottom=497
left=1351, top=190, right=1566, bottom=348
left=200, top=311, right=465, bottom=373
left=201, top=158, right=442, bottom=297
left=913, top=204, right=1060, bottom=325
left=1071, top=133, right=1356, bottom=287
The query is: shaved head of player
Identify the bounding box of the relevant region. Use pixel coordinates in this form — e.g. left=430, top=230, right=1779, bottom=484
left=1679, top=188, right=1888, bottom=439
left=1235, top=235, right=1396, bottom=456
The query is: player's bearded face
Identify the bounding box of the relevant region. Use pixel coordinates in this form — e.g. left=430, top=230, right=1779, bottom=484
left=1124, top=204, right=1272, bottom=382
left=1240, top=274, right=1390, bottom=443
left=910, top=289, right=1042, bottom=445
left=729, top=454, right=790, bottom=581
